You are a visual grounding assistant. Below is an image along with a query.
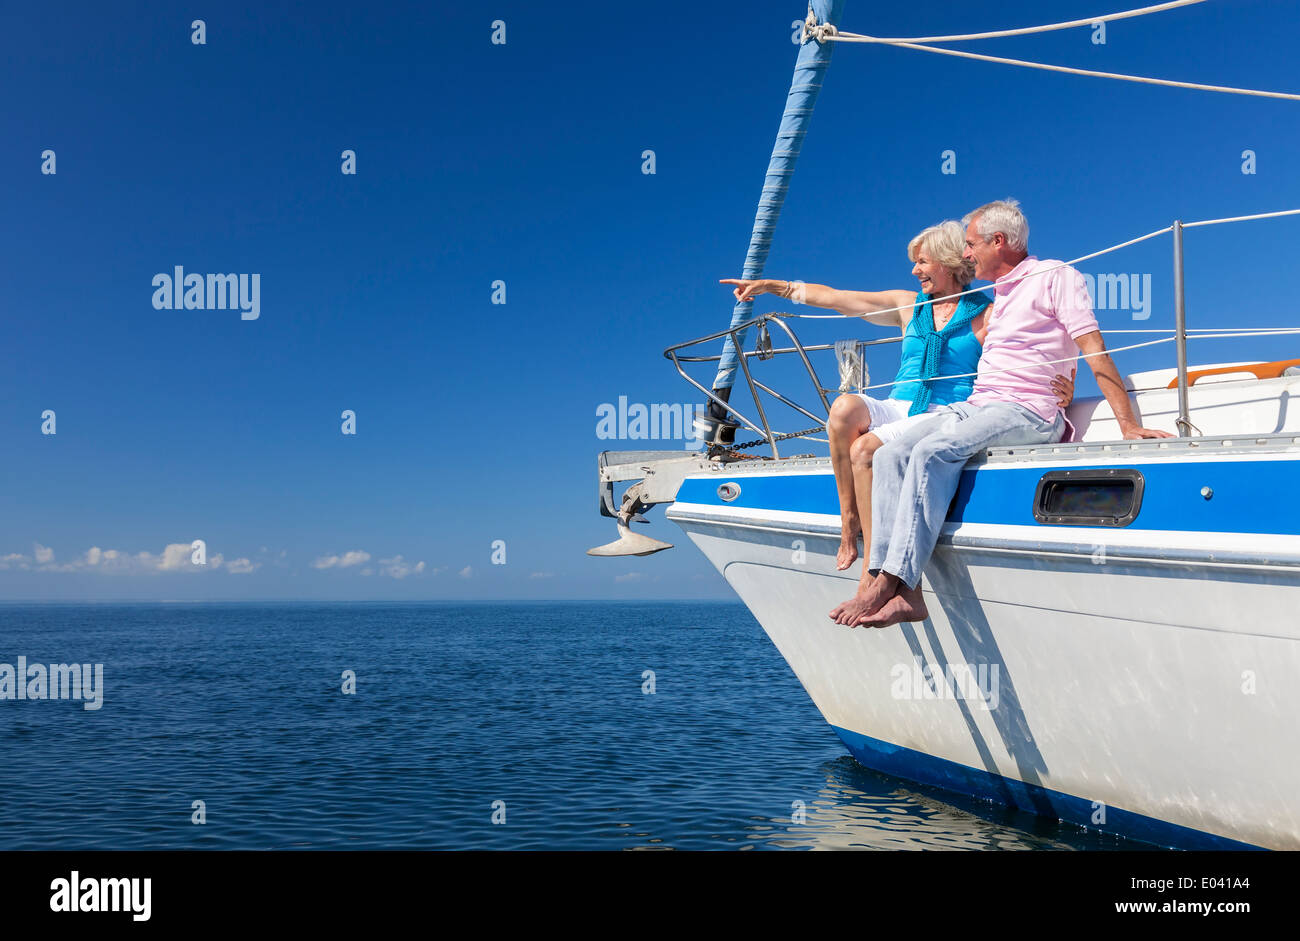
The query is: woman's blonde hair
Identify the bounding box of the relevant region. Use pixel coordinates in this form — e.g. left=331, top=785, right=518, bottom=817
left=907, top=220, right=976, bottom=288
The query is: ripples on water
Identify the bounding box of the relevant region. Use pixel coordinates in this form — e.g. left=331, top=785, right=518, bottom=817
left=0, top=602, right=1137, bottom=850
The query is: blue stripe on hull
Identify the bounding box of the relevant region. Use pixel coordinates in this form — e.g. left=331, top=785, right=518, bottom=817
left=676, top=457, right=1300, bottom=535
left=950, top=458, right=1300, bottom=533
left=831, top=724, right=1264, bottom=850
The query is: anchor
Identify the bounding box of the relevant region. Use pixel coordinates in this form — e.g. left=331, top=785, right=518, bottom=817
left=586, top=480, right=674, bottom=557
left=586, top=449, right=719, bottom=557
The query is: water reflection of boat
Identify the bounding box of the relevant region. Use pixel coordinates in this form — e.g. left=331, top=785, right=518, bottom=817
left=751, top=758, right=1118, bottom=851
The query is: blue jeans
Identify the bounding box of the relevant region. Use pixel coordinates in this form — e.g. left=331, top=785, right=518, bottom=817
left=869, top=401, right=1065, bottom=587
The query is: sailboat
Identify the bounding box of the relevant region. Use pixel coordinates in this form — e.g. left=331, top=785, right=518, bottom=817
left=589, top=1, right=1300, bottom=850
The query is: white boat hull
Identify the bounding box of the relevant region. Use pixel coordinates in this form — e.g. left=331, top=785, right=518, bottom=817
left=665, top=438, right=1300, bottom=849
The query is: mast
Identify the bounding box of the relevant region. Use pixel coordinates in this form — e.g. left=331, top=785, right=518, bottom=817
left=706, top=1, right=847, bottom=438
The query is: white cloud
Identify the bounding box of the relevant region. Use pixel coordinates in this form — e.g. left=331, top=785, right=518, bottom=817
left=614, top=572, right=645, bottom=583
left=458, top=566, right=473, bottom=579
left=310, top=551, right=424, bottom=577
left=529, top=571, right=556, bottom=579
left=312, top=550, right=371, bottom=570
left=0, top=542, right=260, bottom=576
left=378, top=556, right=426, bottom=579
left=157, top=543, right=196, bottom=571
left=85, top=547, right=130, bottom=571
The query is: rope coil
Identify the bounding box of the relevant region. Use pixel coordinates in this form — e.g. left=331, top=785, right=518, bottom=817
left=834, top=339, right=866, bottom=392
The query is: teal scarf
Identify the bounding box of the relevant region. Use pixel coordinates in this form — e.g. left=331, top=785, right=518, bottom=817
left=907, top=292, right=988, bottom=416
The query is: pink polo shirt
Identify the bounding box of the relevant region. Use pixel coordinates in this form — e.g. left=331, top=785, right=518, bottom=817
left=966, top=255, right=1099, bottom=423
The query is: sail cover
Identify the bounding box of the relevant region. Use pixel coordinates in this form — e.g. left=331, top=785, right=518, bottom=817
left=711, top=0, right=846, bottom=398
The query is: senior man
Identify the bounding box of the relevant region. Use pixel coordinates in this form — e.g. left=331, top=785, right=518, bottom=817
left=830, top=199, right=1172, bottom=628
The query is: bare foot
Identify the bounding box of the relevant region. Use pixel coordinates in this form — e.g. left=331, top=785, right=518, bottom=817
left=836, top=527, right=860, bottom=570
left=829, top=573, right=897, bottom=625
left=857, top=582, right=928, bottom=628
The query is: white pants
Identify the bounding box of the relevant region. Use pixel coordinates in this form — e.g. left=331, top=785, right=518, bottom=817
left=854, top=394, right=944, bottom=445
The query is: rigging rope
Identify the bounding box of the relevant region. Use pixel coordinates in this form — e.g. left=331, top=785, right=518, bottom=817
left=826, top=37, right=1300, bottom=101
left=1183, top=208, right=1300, bottom=228
left=731, top=325, right=1300, bottom=446
left=849, top=329, right=1300, bottom=394
left=785, top=208, right=1300, bottom=322
left=830, top=0, right=1207, bottom=44
left=733, top=5, right=1297, bottom=448
left=1110, top=327, right=1300, bottom=334
left=786, top=225, right=1173, bottom=320
left=816, top=1, right=1300, bottom=102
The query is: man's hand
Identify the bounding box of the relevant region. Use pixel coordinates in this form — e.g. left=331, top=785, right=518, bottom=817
left=1075, top=330, right=1175, bottom=440
left=1118, top=420, right=1174, bottom=440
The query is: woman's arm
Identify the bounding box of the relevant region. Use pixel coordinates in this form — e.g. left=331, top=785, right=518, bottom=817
left=1051, top=367, right=1076, bottom=408
left=719, top=278, right=915, bottom=328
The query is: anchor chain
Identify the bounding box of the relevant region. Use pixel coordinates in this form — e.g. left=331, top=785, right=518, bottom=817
left=718, top=425, right=826, bottom=457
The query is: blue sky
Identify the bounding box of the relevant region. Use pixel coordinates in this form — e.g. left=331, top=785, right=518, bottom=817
left=2, top=0, right=1297, bottom=600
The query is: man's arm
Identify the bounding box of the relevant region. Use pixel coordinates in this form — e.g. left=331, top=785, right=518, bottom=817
left=1073, top=330, right=1173, bottom=439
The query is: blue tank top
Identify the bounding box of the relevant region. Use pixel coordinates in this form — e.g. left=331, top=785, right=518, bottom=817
left=889, top=291, right=989, bottom=409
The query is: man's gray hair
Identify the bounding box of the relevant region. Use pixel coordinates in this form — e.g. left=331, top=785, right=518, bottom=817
left=963, top=199, right=1029, bottom=253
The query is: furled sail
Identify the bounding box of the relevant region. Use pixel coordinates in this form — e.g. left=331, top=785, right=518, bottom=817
left=709, top=1, right=846, bottom=415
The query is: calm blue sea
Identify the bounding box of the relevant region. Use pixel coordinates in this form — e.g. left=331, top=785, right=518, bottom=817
left=0, top=602, right=1139, bottom=850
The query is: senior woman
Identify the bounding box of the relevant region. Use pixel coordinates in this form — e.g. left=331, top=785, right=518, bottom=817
left=722, top=220, right=1073, bottom=572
